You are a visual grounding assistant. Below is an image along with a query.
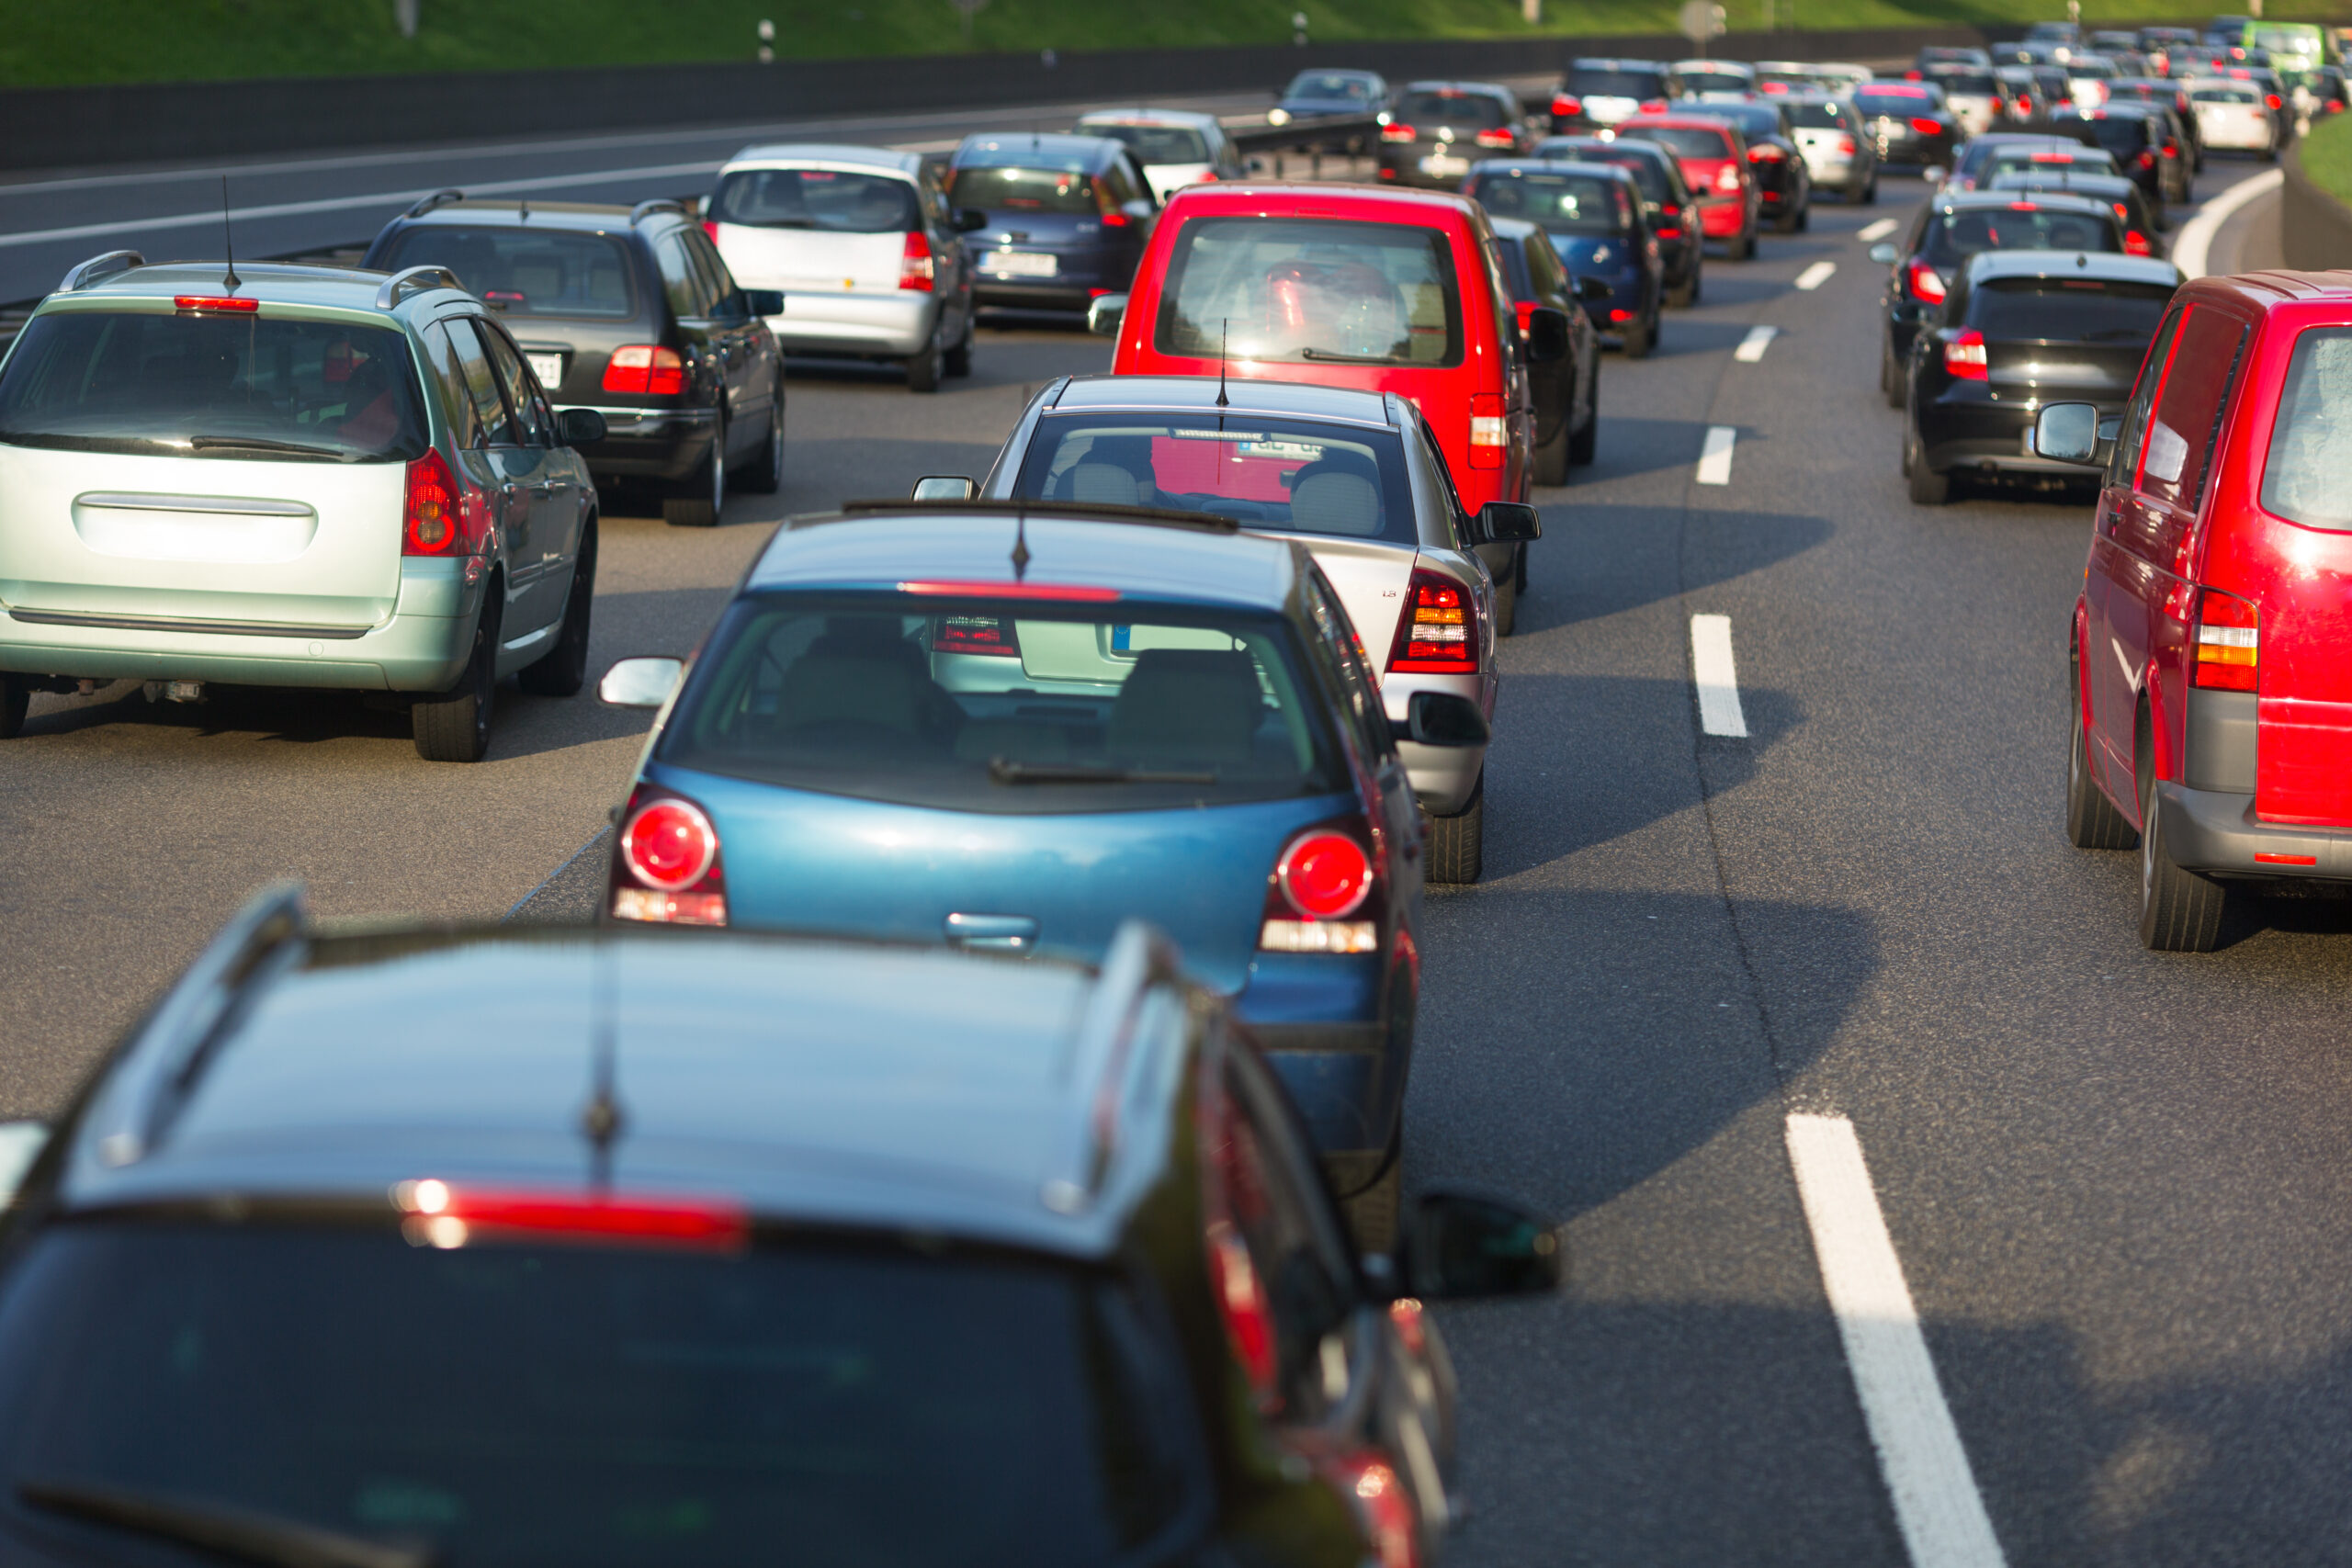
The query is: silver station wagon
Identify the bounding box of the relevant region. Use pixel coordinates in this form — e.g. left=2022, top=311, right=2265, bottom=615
left=0, top=254, right=605, bottom=761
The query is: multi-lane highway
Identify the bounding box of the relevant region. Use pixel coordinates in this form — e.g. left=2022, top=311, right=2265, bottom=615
left=2, top=100, right=2335, bottom=1564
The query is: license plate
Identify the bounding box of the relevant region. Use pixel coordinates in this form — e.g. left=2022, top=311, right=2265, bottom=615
left=981, top=250, right=1057, bottom=277
left=526, top=353, right=563, bottom=389
left=1421, top=153, right=1470, bottom=175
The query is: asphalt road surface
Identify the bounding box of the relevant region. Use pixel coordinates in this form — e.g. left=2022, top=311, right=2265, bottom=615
left=0, top=113, right=2330, bottom=1567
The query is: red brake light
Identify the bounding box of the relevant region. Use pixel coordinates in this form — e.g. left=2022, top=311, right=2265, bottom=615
left=1943, top=326, right=1988, bottom=379
left=391, top=1180, right=748, bottom=1253
left=1837, top=134, right=1859, bottom=154
left=933, top=614, right=1022, bottom=657
left=1552, top=93, right=1583, bottom=118
left=1640, top=97, right=1668, bottom=112
left=1275, top=831, right=1374, bottom=919
left=701, top=220, right=718, bottom=242
left=1387, top=570, right=1479, bottom=674
left=2124, top=229, right=2152, bottom=256
left=1321, top=1453, right=1422, bottom=1568
left=2195, top=589, right=2258, bottom=691
left=1911, top=116, right=1945, bottom=135
left=1905, top=257, right=1948, bottom=303
left=401, top=448, right=487, bottom=558
left=174, top=295, right=257, bottom=313
left=1474, top=127, right=1516, bottom=148
left=602, top=344, right=685, bottom=396
left=896, top=580, right=1121, bottom=601
left=1905, top=69, right=1924, bottom=79
left=1199, top=1084, right=1279, bottom=1404
left=2267, top=93, right=2284, bottom=110
left=1748, top=142, right=1785, bottom=161
left=1381, top=122, right=1418, bottom=142
left=613, top=788, right=729, bottom=927
left=1513, top=299, right=1536, bottom=333
left=2137, top=148, right=2158, bottom=168
left=899, top=229, right=937, bottom=288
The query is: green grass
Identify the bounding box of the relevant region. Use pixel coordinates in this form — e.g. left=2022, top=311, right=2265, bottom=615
left=3, top=0, right=2346, bottom=87
left=2301, top=100, right=2352, bottom=204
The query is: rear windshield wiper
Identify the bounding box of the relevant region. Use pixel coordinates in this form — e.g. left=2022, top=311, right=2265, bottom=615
left=188, top=435, right=356, bottom=461
left=17, top=1478, right=434, bottom=1568
left=989, top=758, right=1218, bottom=785
left=1299, top=347, right=1403, bottom=365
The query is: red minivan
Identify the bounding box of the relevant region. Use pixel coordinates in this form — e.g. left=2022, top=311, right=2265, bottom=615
left=2050, top=270, right=2352, bottom=950
left=1614, top=114, right=1760, bottom=261
left=1102, top=182, right=1538, bottom=519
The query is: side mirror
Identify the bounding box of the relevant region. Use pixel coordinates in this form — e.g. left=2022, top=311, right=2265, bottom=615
left=556, top=407, right=607, bottom=446
left=741, top=288, right=785, bottom=318
left=0, top=1121, right=49, bottom=1208
left=1574, top=275, right=1615, bottom=303
left=599, top=656, right=684, bottom=708
left=1393, top=690, right=1490, bottom=748
left=1395, top=1187, right=1564, bottom=1299
left=956, top=207, right=989, bottom=231
left=1086, top=292, right=1129, bottom=337
left=2032, top=400, right=2103, bottom=465
left=1868, top=243, right=1899, bottom=265
left=1476, top=500, right=1543, bottom=544
left=1523, top=303, right=1571, bottom=362
left=910, top=475, right=979, bottom=502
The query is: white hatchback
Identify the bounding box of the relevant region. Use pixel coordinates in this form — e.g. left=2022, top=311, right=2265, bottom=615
left=1071, top=110, right=1246, bottom=197
left=2188, top=78, right=2279, bottom=152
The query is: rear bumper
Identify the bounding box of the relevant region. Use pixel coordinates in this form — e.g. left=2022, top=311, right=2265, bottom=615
left=1918, top=395, right=2121, bottom=476
left=1238, top=952, right=1407, bottom=1179
left=973, top=277, right=1112, bottom=312
left=767, top=297, right=938, bottom=359
left=2156, top=780, right=2352, bottom=879
left=560, top=402, right=718, bottom=483
left=1696, top=197, right=1749, bottom=237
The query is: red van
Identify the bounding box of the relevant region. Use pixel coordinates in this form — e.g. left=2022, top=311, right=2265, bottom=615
left=2045, top=270, right=2352, bottom=950
left=1099, top=183, right=1543, bottom=520
left=1614, top=114, right=1760, bottom=260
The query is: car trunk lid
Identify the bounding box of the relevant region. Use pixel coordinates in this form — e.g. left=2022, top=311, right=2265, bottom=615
left=715, top=223, right=908, bottom=297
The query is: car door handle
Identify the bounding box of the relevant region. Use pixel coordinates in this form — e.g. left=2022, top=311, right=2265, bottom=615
left=529, top=482, right=555, bottom=498
left=944, top=912, right=1038, bottom=951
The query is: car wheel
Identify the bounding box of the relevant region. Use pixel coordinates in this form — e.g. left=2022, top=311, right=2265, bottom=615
left=0, top=674, right=27, bottom=740
left=2065, top=690, right=2137, bottom=850
left=1494, top=572, right=1517, bottom=637
left=1533, top=409, right=1570, bottom=486
left=906, top=333, right=943, bottom=394
left=1621, top=313, right=1655, bottom=358
left=1796, top=201, right=1811, bottom=231
left=1342, top=1126, right=1404, bottom=1257
left=1732, top=227, right=1756, bottom=261
left=2138, top=767, right=2226, bottom=951
left=1569, top=367, right=1600, bottom=466
left=663, top=418, right=725, bottom=527
left=413, top=592, right=501, bottom=763
left=736, top=389, right=784, bottom=495
left=1905, top=425, right=1950, bottom=504
left=518, top=522, right=595, bottom=698
left=944, top=312, right=975, bottom=378
left=1426, top=775, right=1484, bottom=886
left=1667, top=268, right=1696, bottom=308
left=1882, top=337, right=1907, bottom=410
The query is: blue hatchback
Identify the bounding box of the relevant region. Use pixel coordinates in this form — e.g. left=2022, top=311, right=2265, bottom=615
left=1464, top=158, right=1664, bottom=356
left=949, top=133, right=1159, bottom=314
left=597, top=502, right=1489, bottom=1222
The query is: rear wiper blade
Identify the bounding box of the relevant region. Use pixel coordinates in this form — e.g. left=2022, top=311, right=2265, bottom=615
left=1299, top=347, right=1402, bottom=365
left=17, top=1478, right=435, bottom=1568
left=188, top=435, right=355, bottom=460
left=989, top=758, right=1217, bottom=785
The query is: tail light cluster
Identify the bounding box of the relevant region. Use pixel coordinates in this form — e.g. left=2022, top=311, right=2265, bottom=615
left=2123, top=228, right=2153, bottom=256
left=701, top=219, right=719, bottom=243
left=175, top=295, right=259, bottom=314
left=1713, top=163, right=1743, bottom=193
left=2194, top=589, right=2257, bottom=692
left=612, top=788, right=729, bottom=926
left=1198, top=1084, right=1280, bottom=1404
left=900, top=230, right=938, bottom=287
left=1836, top=134, right=1859, bottom=154
left=1551, top=93, right=1583, bottom=118
left=401, top=450, right=491, bottom=558
left=1942, top=327, right=1988, bottom=379
left=1905, top=257, right=1948, bottom=303
left=1321, top=1452, right=1423, bottom=1568
left=2267, top=93, right=2284, bottom=111
left=1748, top=142, right=1785, bottom=163
left=1381, top=122, right=1418, bottom=142
left=603, top=345, right=686, bottom=396
left=392, top=1179, right=749, bottom=1253
left=1910, top=116, right=1945, bottom=135
left=1261, top=826, right=1376, bottom=953
left=1473, top=127, right=1516, bottom=149
left=1387, top=571, right=1478, bottom=674
left=1467, top=394, right=1505, bottom=468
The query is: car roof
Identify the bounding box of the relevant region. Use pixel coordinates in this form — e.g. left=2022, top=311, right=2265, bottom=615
left=1544, top=134, right=1674, bottom=160
left=1673, top=57, right=1753, bottom=71
left=1398, top=79, right=1515, bottom=96
left=720, top=142, right=923, bottom=176
left=399, top=199, right=676, bottom=233
left=1046, top=373, right=1398, bottom=429
left=1472, top=157, right=1638, bottom=183
left=45, top=260, right=466, bottom=319
left=1961, top=249, right=2182, bottom=286
left=1570, top=57, right=1666, bottom=69
left=1938, top=189, right=2116, bottom=214
left=56, top=920, right=1194, bottom=1258
left=2188, top=269, right=2352, bottom=310
left=1078, top=108, right=1223, bottom=131
left=1620, top=112, right=1740, bottom=130
left=955, top=132, right=1126, bottom=165
left=1991, top=169, right=2135, bottom=191
left=1157, top=180, right=1478, bottom=222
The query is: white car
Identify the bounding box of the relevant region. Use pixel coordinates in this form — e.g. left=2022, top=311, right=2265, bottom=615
left=2188, top=77, right=2281, bottom=153
left=1071, top=109, right=1246, bottom=196
left=1671, top=58, right=1757, bottom=99
left=1928, top=68, right=2006, bottom=135
left=1784, top=93, right=1880, bottom=200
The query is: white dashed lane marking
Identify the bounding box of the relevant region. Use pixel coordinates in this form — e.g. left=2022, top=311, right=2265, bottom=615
left=1696, top=424, right=1737, bottom=486
left=1858, top=217, right=1900, bottom=242
left=1735, top=325, right=1778, bottom=363
left=1795, top=260, right=1838, bottom=291
left=1785, top=1114, right=2009, bottom=1568
left=1689, top=615, right=1748, bottom=738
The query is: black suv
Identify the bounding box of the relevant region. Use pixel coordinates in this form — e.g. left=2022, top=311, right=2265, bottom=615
left=1545, top=58, right=1672, bottom=133
left=365, top=196, right=785, bottom=526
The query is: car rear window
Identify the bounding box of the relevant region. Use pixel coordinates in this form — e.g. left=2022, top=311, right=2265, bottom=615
left=1937, top=72, right=2000, bottom=94
left=1783, top=99, right=1853, bottom=129
left=1085, top=124, right=1212, bottom=164
left=662, top=592, right=1348, bottom=814
left=1565, top=67, right=1668, bottom=98
left=1984, top=145, right=2121, bottom=180
left=1620, top=123, right=1736, bottom=159
left=1394, top=90, right=1510, bottom=129
left=1152, top=215, right=1464, bottom=368
left=1285, top=72, right=1377, bottom=103
left=1855, top=85, right=1944, bottom=114
left=2069, top=115, right=2154, bottom=152
left=1922, top=203, right=2120, bottom=263
left=1012, top=415, right=1418, bottom=545
left=710, top=168, right=920, bottom=233
left=1677, top=69, right=1751, bottom=94
left=1700, top=104, right=1784, bottom=139
left=376, top=226, right=634, bottom=319
left=2261, top=327, right=2352, bottom=531
left=1965, top=276, right=2174, bottom=339
left=0, top=310, right=427, bottom=463
left=1538, top=142, right=1675, bottom=199
left=2192, top=85, right=2260, bottom=102
left=1467, top=170, right=1634, bottom=235
left=950, top=163, right=1101, bottom=216
left=0, top=1224, right=1198, bottom=1568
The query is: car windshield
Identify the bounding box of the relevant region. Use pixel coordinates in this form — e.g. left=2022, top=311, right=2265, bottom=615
left=709, top=169, right=920, bottom=233
left=1965, top=276, right=2173, bottom=339
left=1468, top=170, right=1634, bottom=235
left=1783, top=99, right=1853, bottom=129
left=0, top=310, right=427, bottom=462
left=1152, top=216, right=1464, bottom=367
left=1084, top=124, right=1212, bottom=164
left=662, top=592, right=1348, bottom=814
left=1678, top=69, right=1751, bottom=93
left=377, top=226, right=634, bottom=319
left=951, top=163, right=1100, bottom=215
left=1012, top=415, right=1418, bottom=545
left=1921, top=203, right=2120, bottom=263
left=1285, top=73, right=1375, bottom=103
left=1855, top=85, right=1943, bottom=114
left=2261, top=327, right=2352, bottom=532
left=0, top=1224, right=1194, bottom=1568
left=1565, top=68, right=1667, bottom=97
left=1619, top=123, right=1735, bottom=159
left=2251, top=27, right=2319, bottom=55
left=1394, top=90, right=1510, bottom=129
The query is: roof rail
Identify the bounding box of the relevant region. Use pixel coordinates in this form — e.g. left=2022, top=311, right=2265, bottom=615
left=630, top=197, right=687, bottom=226
left=827, top=499, right=1240, bottom=534
left=404, top=187, right=466, bottom=219
left=58, top=250, right=144, bottom=293
left=77, top=882, right=309, bottom=1172
left=374, top=264, right=465, bottom=311
left=1039, top=920, right=1184, bottom=1214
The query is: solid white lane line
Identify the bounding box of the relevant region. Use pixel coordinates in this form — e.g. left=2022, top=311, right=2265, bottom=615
left=1696, top=424, right=1736, bottom=486
left=1795, top=260, right=1838, bottom=291
left=1858, top=217, right=1899, bottom=242
left=1735, top=325, right=1779, bottom=363
left=1785, top=1114, right=2008, bottom=1568
left=1689, top=615, right=1748, bottom=738
left=2174, top=168, right=2285, bottom=278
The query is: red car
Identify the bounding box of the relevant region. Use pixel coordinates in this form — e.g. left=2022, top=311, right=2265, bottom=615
left=2047, top=270, right=2352, bottom=949
left=1101, top=182, right=1539, bottom=514
left=1614, top=113, right=1761, bottom=260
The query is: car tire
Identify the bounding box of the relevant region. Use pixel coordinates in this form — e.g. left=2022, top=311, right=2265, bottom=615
left=1667, top=269, right=1696, bottom=308
left=1732, top=227, right=1756, bottom=261
left=1905, top=427, right=1950, bottom=504
left=413, top=592, right=501, bottom=763
left=906, top=334, right=943, bottom=394
left=1882, top=337, right=1907, bottom=410
left=736, top=389, right=784, bottom=495
left=1426, top=775, right=1484, bottom=886
left=2138, top=769, right=2226, bottom=951
left=1533, top=409, right=1570, bottom=486
left=1342, top=1127, right=1404, bottom=1257
left=1569, top=368, right=1600, bottom=466
left=0, top=674, right=27, bottom=740
left=663, top=418, right=726, bottom=527
left=2065, top=693, right=2137, bottom=850
left=1796, top=201, right=1811, bottom=231
left=944, top=313, right=976, bottom=378
left=1622, top=313, right=1655, bottom=358
left=1494, top=572, right=1517, bottom=637
left=518, top=523, right=595, bottom=698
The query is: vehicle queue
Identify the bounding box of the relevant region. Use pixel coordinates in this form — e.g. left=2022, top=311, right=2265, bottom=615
left=0, top=18, right=2341, bottom=1561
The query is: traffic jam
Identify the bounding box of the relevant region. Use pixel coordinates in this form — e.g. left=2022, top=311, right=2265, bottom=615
left=0, top=12, right=2346, bottom=1564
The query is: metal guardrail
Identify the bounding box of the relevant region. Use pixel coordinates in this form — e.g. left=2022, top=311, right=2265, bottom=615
left=1221, top=111, right=1384, bottom=157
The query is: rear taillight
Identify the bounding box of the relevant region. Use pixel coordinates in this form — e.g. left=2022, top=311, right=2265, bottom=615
left=1513, top=299, right=1537, bottom=333
left=899, top=230, right=936, bottom=289
left=2194, top=589, right=2257, bottom=692
left=1552, top=93, right=1583, bottom=118
left=174, top=295, right=257, bottom=313
left=1381, top=122, right=1418, bottom=142
left=1749, top=142, right=1786, bottom=162
left=1905, top=257, right=1948, bottom=303
left=1261, top=826, right=1377, bottom=952
left=1837, top=134, right=1859, bottom=154
left=1199, top=1083, right=1279, bottom=1405
left=1911, top=116, right=1945, bottom=135
left=1387, top=570, right=1478, bottom=674
left=701, top=220, right=718, bottom=242
left=2267, top=92, right=2284, bottom=110
left=612, top=789, right=729, bottom=926
left=1943, top=327, right=1988, bottom=379
left=1319, top=1452, right=1422, bottom=1568
left=933, top=614, right=1022, bottom=657
left=603, top=344, right=686, bottom=396
left=1474, top=127, right=1516, bottom=148
left=1608, top=308, right=1634, bottom=322
left=2124, top=230, right=2152, bottom=256
left=1640, top=98, right=1668, bottom=112
left=392, top=1180, right=748, bottom=1254
left=1468, top=393, right=1505, bottom=468
left=2136, top=148, right=2157, bottom=169
left=1714, top=163, right=1742, bottom=192
left=401, top=449, right=487, bottom=558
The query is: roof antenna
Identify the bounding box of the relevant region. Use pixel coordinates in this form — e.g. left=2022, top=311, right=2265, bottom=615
left=1216, top=316, right=1230, bottom=408
left=581, top=938, right=627, bottom=1190
left=220, top=175, right=240, bottom=294
left=1011, top=502, right=1032, bottom=581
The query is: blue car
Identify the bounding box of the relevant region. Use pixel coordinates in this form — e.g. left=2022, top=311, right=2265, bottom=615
left=949, top=133, right=1159, bottom=315
left=596, top=502, right=1490, bottom=1230
left=1464, top=158, right=1665, bottom=357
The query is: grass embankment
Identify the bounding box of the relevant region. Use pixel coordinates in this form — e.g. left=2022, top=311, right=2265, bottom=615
left=2301, top=103, right=2352, bottom=205
left=4, top=0, right=2346, bottom=87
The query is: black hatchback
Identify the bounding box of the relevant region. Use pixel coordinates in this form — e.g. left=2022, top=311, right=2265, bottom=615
left=366, top=196, right=785, bottom=527
left=1376, top=81, right=1531, bottom=188
left=2047, top=105, right=2192, bottom=215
